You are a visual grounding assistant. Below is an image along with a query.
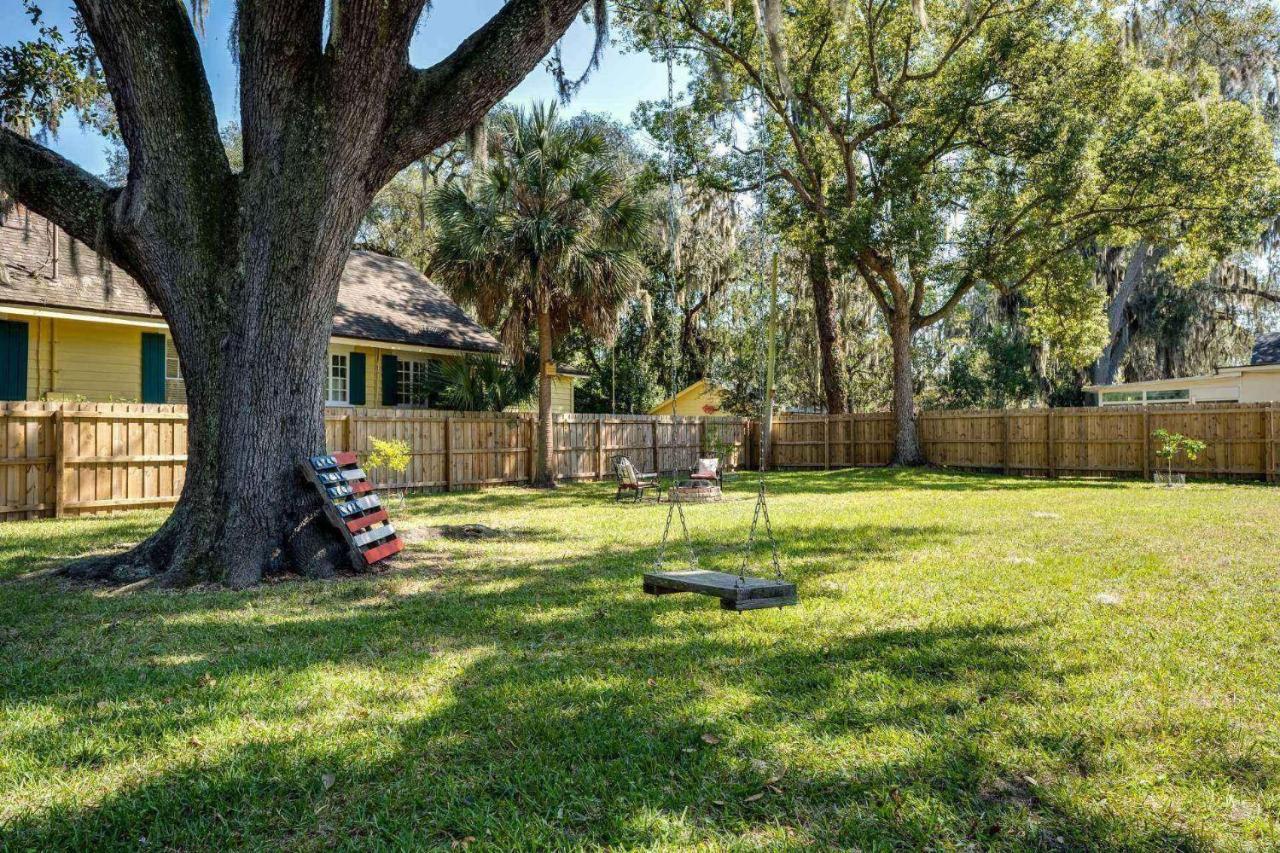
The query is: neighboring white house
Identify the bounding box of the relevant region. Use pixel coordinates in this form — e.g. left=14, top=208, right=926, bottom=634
left=1086, top=333, right=1280, bottom=405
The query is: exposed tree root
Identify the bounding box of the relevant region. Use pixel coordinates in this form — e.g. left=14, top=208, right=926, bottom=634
left=61, top=490, right=349, bottom=588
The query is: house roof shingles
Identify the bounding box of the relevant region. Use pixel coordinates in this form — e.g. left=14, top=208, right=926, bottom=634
left=0, top=210, right=499, bottom=354
left=1250, top=332, right=1280, bottom=367
left=333, top=252, right=498, bottom=353
left=0, top=210, right=155, bottom=317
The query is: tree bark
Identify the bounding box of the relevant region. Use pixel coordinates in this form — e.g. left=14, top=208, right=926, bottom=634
left=808, top=248, right=849, bottom=414
left=889, top=309, right=923, bottom=466
left=1092, top=240, right=1167, bottom=388
left=5, top=0, right=588, bottom=586
left=535, top=308, right=557, bottom=487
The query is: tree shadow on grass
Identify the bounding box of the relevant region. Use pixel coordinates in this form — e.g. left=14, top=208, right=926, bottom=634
left=0, top=512, right=165, bottom=583
left=0, top=600, right=1213, bottom=850
left=1, top=522, right=1221, bottom=850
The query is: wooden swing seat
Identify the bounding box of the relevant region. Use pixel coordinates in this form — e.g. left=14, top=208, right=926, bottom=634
left=643, top=569, right=797, bottom=612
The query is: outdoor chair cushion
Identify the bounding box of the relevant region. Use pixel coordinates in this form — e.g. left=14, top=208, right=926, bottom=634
left=690, top=458, right=720, bottom=480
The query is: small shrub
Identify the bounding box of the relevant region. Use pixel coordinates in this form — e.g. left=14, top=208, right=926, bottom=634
left=1152, top=428, right=1206, bottom=485
left=366, top=437, right=412, bottom=505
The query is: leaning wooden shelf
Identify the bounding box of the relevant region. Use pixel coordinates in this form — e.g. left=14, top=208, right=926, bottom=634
left=301, top=451, right=403, bottom=571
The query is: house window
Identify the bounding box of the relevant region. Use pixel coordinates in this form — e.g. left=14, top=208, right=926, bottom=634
left=328, top=353, right=349, bottom=404
left=397, top=358, right=431, bottom=405
left=164, top=336, right=187, bottom=404
left=1145, top=389, right=1189, bottom=402
left=165, top=339, right=182, bottom=381
left=1100, top=388, right=1190, bottom=405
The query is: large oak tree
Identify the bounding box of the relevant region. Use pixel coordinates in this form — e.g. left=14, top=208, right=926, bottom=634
left=0, top=0, right=591, bottom=587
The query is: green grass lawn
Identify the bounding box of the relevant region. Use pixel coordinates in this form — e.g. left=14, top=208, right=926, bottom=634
left=2, top=469, right=1279, bottom=850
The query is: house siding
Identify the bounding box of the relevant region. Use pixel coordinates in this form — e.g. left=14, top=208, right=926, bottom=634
left=54, top=320, right=146, bottom=401
left=0, top=315, right=152, bottom=402
left=1241, top=372, right=1280, bottom=402
left=649, top=379, right=724, bottom=416
left=514, top=372, right=576, bottom=415
left=0, top=309, right=574, bottom=411
left=1093, top=368, right=1280, bottom=406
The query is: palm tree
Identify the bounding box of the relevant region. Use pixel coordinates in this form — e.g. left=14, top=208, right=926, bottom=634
left=431, top=104, right=654, bottom=486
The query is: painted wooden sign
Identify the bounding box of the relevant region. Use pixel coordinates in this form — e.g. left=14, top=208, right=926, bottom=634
left=302, top=453, right=404, bottom=570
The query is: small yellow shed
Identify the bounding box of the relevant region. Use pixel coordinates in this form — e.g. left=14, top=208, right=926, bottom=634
left=648, top=379, right=725, bottom=416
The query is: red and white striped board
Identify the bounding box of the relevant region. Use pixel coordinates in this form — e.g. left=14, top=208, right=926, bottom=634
left=303, top=453, right=403, bottom=571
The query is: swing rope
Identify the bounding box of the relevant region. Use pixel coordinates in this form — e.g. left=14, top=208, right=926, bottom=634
left=649, top=1, right=786, bottom=600
left=735, top=3, right=783, bottom=585
left=655, top=18, right=692, bottom=567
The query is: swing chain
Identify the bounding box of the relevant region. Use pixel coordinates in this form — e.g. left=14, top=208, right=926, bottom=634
left=655, top=490, right=699, bottom=572
left=737, top=479, right=782, bottom=584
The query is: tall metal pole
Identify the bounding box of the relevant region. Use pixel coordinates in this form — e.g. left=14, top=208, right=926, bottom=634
left=761, top=253, right=779, bottom=471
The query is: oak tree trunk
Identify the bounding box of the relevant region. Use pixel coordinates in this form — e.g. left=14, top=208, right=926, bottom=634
left=3, top=0, right=591, bottom=586
left=889, top=310, right=924, bottom=466
left=808, top=248, right=849, bottom=414
left=535, top=308, right=557, bottom=487
left=1091, top=241, right=1167, bottom=389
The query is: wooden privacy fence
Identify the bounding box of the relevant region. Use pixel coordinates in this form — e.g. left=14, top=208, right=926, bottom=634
left=767, top=413, right=897, bottom=468
left=768, top=403, right=1280, bottom=481
left=0, top=402, right=752, bottom=520
left=2, top=401, right=1276, bottom=522
left=321, top=409, right=751, bottom=490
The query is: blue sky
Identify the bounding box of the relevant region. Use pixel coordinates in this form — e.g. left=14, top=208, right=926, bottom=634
left=2, top=2, right=676, bottom=176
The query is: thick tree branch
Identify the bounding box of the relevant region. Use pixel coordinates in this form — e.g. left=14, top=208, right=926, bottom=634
left=378, top=0, right=589, bottom=182
left=915, top=273, right=978, bottom=329
left=1213, top=285, right=1280, bottom=305
left=75, top=0, right=229, bottom=201
left=0, top=128, right=135, bottom=277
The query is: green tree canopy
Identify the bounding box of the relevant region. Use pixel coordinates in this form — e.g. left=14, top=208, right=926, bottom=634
left=431, top=103, right=655, bottom=483
left=621, top=0, right=1280, bottom=461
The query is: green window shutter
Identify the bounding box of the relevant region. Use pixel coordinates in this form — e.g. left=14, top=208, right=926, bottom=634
left=141, top=333, right=167, bottom=403
left=349, top=352, right=366, bottom=406
left=381, top=354, right=399, bottom=406
left=0, top=320, right=29, bottom=401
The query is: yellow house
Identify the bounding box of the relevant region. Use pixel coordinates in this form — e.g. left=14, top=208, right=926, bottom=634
left=0, top=208, right=578, bottom=411
left=648, top=378, right=726, bottom=416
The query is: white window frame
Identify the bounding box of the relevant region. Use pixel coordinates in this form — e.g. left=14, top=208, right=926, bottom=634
left=396, top=357, right=430, bottom=406
left=327, top=352, right=350, bottom=405
left=1099, top=388, right=1191, bottom=406
left=164, top=336, right=183, bottom=381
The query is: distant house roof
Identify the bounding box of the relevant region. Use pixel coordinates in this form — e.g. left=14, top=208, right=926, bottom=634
left=0, top=209, right=499, bottom=354
left=333, top=252, right=498, bottom=353
left=0, top=210, right=152, bottom=317
left=1251, top=332, right=1280, bottom=366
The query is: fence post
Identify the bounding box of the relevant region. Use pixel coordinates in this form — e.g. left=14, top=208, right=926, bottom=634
left=443, top=415, right=453, bottom=492
left=652, top=419, right=660, bottom=474
left=1046, top=409, right=1055, bottom=479
left=823, top=417, right=831, bottom=469
left=1269, top=403, right=1277, bottom=484
left=596, top=416, right=605, bottom=481
left=343, top=413, right=353, bottom=454
left=1002, top=411, right=1011, bottom=475
left=1141, top=409, right=1151, bottom=482
left=527, top=417, right=536, bottom=484
left=53, top=409, right=65, bottom=518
